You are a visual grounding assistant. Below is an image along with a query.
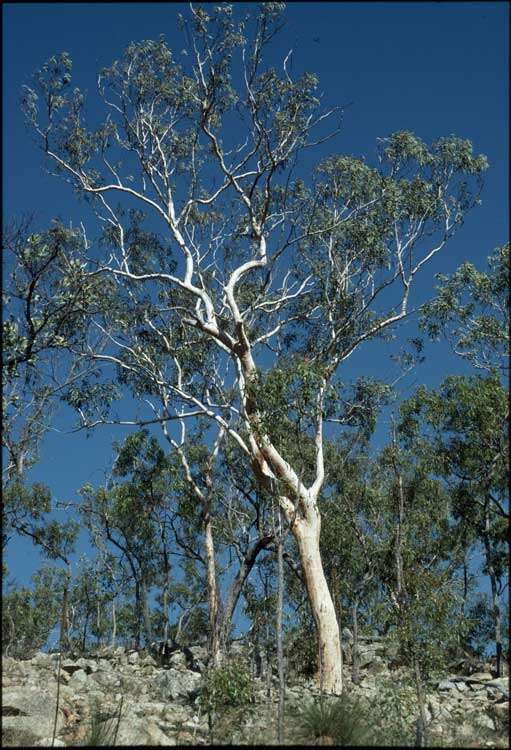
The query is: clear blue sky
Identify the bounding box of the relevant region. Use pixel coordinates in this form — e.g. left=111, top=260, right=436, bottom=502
left=3, top=2, right=509, bottom=602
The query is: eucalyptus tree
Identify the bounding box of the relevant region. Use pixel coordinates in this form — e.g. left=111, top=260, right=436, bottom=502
left=79, top=431, right=176, bottom=648
left=2, top=565, right=69, bottom=658
left=399, top=374, right=509, bottom=676
left=22, top=3, right=488, bottom=692
left=2, top=220, right=98, bottom=554
left=421, top=243, right=509, bottom=374
left=374, top=429, right=469, bottom=746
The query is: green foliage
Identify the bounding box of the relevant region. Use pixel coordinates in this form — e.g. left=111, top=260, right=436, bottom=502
left=290, top=695, right=373, bottom=746
left=366, top=675, right=418, bottom=746
left=2, top=566, right=67, bottom=657
left=200, top=657, right=254, bottom=714
left=421, top=243, right=509, bottom=372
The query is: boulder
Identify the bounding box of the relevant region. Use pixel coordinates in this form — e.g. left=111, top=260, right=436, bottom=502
left=353, top=644, right=378, bottom=668
left=112, top=716, right=177, bottom=745
left=341, top=627, right=354, bottom=643
left=68, top=669, right=89, bottom=689
left=168, top=651, right=188, bottom=670
left=30, top=652, right=60, bottom=669
left=61, top=658, right=93, bottom=676
left=90, top=670, right=121, bottom=690
left=438, top=679, right=457, bottom=691
left=487, top=702, right=509, bottom=731
left=2, top=688, right=65, bottom=745
left=486, top=677, right=509, bottom=701
left=33, top=739, right=67, bottom=747
left=151, top=668, right=202, bottom=701
left=465, top=672, right=493, bottom=683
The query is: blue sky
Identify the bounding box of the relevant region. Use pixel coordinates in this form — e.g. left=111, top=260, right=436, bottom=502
left=3, top=2, right=509, bottom=612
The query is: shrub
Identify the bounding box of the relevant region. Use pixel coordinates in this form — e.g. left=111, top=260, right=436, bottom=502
left=366, top=675, right=417, bottom=746
left=200, top=656, right=254, bottom=714
left=78, top=696, right=123, bottom=747
left=290, top=694, right=373, bottom=746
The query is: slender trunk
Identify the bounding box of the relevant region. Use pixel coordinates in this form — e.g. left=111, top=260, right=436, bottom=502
left=82, top=609, right=89, bottom=652
left=141, top=577, right=153, bottom=646
left=111, top=598, right=117, bottom=649
left=162, top=587, right=170, bottom=644
left=331, top=567, right=342, bottom=635
left=59, top=574, right=70, bottom=654
left=204, top=510, right=221, bottom=665
left=159, top=519, right=171, bottom=645
left=395, top=474, right=405, bottom=599
left=218, top=534, right=273, bottom=654
left=96, top=600, right=101, bottom=646
left=294, top=515, right=343, bottom=694
left=413, top=656, right=429, bottom=747
left=276, top=511, right=285, bottom=745
left=351, top=597, right=360, bottom=685
left=134, top=579, right=141, bottom=649
left=462, top=554, right=469, bottom=617
left=483, top=502, right=502, bottom=677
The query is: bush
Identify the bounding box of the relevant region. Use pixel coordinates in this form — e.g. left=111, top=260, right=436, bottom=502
left=79, top=696, right=123, bottom=747
left=290, top=695, right=373, bottom=746
left=366, top=675, right=417, bottom=746
left=200, top=657, right=254, bottom=714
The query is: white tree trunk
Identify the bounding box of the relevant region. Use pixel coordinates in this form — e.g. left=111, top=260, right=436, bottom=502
left=293, top=514, right=343, bottom=694
left=204, top=513, right=221, bottom=666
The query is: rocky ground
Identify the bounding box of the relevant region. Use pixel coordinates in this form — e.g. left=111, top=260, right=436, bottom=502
left=2, top=637, right=509, bottom=747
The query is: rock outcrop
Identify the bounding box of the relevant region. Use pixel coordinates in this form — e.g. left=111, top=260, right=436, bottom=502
left=1, top=638, right=509, bottom=747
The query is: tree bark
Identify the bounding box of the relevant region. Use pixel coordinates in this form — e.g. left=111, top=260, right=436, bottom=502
left=59, top=574, right=70, bottom=654
left=351, top=597, right=360, bottom=685
left=96, top=600, right=101, bottom=646
left=293, top=514, right=343, bottom=694
left=276, top=511, right=285, bottom=745
left=482, top=501, right=502, bottom=677
left=134, top=578, right=141, bottom=649
left=141, top=577, right=153, bottom=646
left=204, top=510, right=221, bottom=665
left=111, top=597, right=117, bottom=649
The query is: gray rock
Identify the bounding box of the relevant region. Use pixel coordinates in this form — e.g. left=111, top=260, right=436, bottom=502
left=151, top=668, right=202, bottom=701
left=97, top=658, right=113, bottom=671
left=140, top=654, right=157, bottom=668
left=353, top=645, right=378, bottom=668
left=113, top=716, right=177, bottom=745
left=168, top=651, right=188, bottom=670
left=341, top=627, right=354, bottom=643
left=438, top=679, right=457, bottom=691
left=68, top=669, right=89, bottom=689
left=2, top=688, right=65, bottom=743
left=475, top=713, right=496, bottom=731
left=485, top=677, right=509, bottom=699
left=488, top=702, right=509, bottom=731
left=466, top=672, right=493, bottom=683
left=127, top=651, right=139, bottom=665
left=61, top=659, right=86, bottom=675
left=33, top=739, right=66, bottom=747
left=90, top=670, right=122, bottom=690
left=30, top=652, right=60, bottom=669
left=469, top=682, right=486, bottom=692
